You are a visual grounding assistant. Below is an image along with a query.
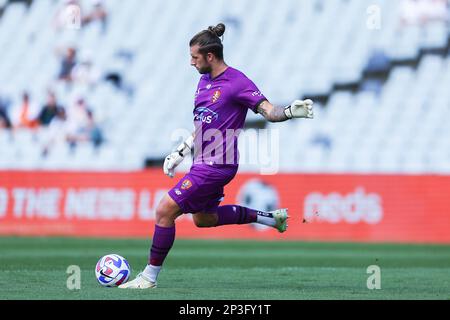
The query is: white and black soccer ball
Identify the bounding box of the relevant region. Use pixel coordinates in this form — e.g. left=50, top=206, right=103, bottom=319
left=95, top=254, right=131, bottom=287
left=236, top=179, right=280, bottom=231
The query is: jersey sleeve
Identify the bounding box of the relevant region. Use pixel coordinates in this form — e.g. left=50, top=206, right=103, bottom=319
left=233, top=77, right=267, bottom=114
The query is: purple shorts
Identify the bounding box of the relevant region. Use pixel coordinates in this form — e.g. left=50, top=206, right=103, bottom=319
left=168, top=164, right=238, bottom=214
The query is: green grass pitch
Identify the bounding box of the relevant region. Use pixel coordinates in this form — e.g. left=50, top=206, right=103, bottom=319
left=0, top=237, right=449, bottom=300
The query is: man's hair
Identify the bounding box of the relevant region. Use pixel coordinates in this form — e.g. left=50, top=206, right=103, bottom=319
left=189, top=23, right=226, bottom=60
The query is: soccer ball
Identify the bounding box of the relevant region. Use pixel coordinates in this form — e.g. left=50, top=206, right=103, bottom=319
left=95, top=254, right=131, bottom=287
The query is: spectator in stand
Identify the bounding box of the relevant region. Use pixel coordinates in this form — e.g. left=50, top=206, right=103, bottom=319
left=0, top=108, right=11, bottom=130
left=11, top=92, right=39, bottom=129
left=425, top=0, right=450, bottom=23
left=400, top=0, right=423, bottom=26
left=41, top=107, right=69, bottom=157
left=53, top=0, right=82, bottom=31
left=0, top=94, right=12, bottom=130
left=66, top=97, right=103, bottom=148
left=37, top=91, right=65, bottom=127
left=57, top=46, right=78, bottom=83
left=85, top=109, right=104, bottom=147
left=400, top=0, right=449, bottom=27
left=82, top=0, right=108, bottom=32
left=71, top=52, right=101, bottom=88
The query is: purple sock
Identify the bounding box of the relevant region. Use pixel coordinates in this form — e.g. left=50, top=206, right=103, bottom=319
left=216, top=205, right=258, bottom=226
left=149, top=224, right=175, bottom=266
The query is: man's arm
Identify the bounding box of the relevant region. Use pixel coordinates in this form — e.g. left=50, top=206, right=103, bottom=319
left=256, top=101, right=288, bottom=122
left=257, top=99, right=314, bottom=122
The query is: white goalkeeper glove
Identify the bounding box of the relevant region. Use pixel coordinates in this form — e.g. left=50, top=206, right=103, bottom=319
left=284, top=99, right=314, bottom=119
left=163, top=135, right=194, bottom=178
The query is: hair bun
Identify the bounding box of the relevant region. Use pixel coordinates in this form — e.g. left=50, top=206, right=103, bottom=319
left=208, top=23, right=225, bottom=37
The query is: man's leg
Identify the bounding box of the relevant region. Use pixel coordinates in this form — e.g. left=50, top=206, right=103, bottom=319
left=193, top=205, right=288, bottom=233
left=119, top=194, right=182, bottom=289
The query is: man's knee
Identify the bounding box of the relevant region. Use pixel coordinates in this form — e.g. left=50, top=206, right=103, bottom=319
left=156, top=195, right=182, bottom=226
left=193, top=213, right=218, bottom=228
left=193, top=218, right=210, bottom=228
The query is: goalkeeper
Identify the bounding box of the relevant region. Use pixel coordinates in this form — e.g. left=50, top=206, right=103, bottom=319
left=120, top=23, right=314, bottom=289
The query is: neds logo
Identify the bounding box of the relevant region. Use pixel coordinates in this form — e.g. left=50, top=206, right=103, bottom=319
left=304, top=187, right=383, bottom=224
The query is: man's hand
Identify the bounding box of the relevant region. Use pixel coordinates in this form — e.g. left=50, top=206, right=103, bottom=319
left=163, top=151, right=183, bottom=178
left=284, top=99, right=314, bottom=119
left=163, top=135, right=194, bottom=178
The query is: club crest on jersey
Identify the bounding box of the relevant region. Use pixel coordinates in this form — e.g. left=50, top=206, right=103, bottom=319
left=181, top=179, right=192, bottom=190
left=212, top=90, right=221, bottom=103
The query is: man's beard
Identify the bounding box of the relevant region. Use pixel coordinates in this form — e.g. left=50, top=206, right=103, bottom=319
left=197, top=65, right=212, bottom=74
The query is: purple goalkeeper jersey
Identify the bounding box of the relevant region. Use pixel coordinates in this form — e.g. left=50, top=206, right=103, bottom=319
left=192, top=67, right=266, bottom=168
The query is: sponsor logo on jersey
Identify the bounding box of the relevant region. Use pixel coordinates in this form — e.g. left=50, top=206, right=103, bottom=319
left=181, top=179, right=193, bottom=190
left=193, top=107, right=219, bottom=124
